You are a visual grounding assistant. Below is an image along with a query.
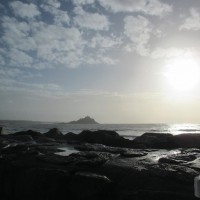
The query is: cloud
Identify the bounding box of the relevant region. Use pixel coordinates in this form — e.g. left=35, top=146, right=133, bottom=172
left=45, top=0, right=61, bottom=8
left=98, top=0, right=172, bottom=16
left=0, top=3, right=4, bottom=10
left=124, top=15, right=153, bottom=56
left=0, top=74, right=64, bottom=99
left=89, top=33, right=121, bottom=49
left=34, top=25, right=84, bottom=67
left=8, top=49, right=33, bottom=67
left=150, top=47, right=194, bottom=59
left=72, top=0, right=95, bottom=5
left=179, top=8, right=200, bottom=31
left=0, top=68, right=23, bottom=78
left=9, top=1, right=40, bottom=19
left=0, top=55, right=5, bottom=65
left=1, top=17, right=37, bottom=52
left=41, top=4, right=70, bottom=25
left=74, top=6, right=110, bottom=30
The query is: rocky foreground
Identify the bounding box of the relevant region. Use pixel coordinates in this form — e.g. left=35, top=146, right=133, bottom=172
left=0, top=127, right=200, bottom=200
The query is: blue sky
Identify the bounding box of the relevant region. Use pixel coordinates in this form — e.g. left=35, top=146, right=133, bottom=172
left=1, top=0, right=200, bottom=123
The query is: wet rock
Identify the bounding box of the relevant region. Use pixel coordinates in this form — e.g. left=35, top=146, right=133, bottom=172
left=1, top=144, right=29, bottom=155
left=69, top=172, right=112, bottom=200
left=120, top=150, right=148, bottom=158
left=158, top=157, right=185, bottom=165
left=75, top=143, right=127, bottom=154
left=44, top=128, right=63, bottom=139
left=69, top=151, right=115, bottom=167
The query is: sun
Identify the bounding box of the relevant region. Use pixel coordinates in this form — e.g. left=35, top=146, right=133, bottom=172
left=164, top=56, right=200, bottom=91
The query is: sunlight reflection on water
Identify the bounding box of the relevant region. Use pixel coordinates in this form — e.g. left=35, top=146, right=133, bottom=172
left=55, top=147, right=79, bottom=156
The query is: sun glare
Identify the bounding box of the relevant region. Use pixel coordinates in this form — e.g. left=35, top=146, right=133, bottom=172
left=165, top=56, right=200, bottom=91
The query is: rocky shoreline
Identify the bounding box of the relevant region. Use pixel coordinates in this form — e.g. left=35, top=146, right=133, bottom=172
left=0, top=127, right=200, bottom=199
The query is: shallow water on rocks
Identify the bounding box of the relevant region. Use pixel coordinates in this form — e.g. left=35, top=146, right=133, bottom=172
left=55, top=146, right=79, bottom=156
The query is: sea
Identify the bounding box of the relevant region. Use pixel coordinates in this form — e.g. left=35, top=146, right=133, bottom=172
left=1, top=120, right=200, bottom=140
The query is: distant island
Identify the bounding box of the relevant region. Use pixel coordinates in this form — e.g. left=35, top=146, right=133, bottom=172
left=67, top=116, right=99, bottom=124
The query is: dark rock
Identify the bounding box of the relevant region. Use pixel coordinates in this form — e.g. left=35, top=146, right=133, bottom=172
left=44, top=128, right=63, bottom=139
left=14, top=168, right=71, bottom=200
left=158, top=157, right=184, bottom=165
left=133, top=133, right=200, bottom=149
left=68, top=116, right=99, bottom=124
left=63, top=132, right=78, bottom=140
left=14, top=130, right=42, bottom=138
left=69, top=172, right=111, bottom=199
left=76, top=130, right=133, bottom=148
left=133, top=133, right=175, bottom=149
left=11, top=135, right=34, bottom=143
left=120, top=150, right=148, bottom=158
left=75, top=143, right=127, bottom=154
left=34, top=136, right=57, bottom=143
left=174, top=134, right=200, bottom=148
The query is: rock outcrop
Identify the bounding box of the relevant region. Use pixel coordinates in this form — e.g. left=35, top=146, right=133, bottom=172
left=67, top=116, right=99, bottom=124
left=44, top=128, right=63, bottom=139
left=1, top=129, right=200, bottom=199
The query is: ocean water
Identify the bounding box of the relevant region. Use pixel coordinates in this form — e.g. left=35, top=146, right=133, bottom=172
left=1, top=120, right=200, bottom=140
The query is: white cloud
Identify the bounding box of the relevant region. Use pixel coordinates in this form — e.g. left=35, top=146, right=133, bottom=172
left=34, top=25, right=84, bottom=67
left=98, top=0, right=172, bottom=16
left=179, top=8, right=200, bottom=31
left=1, top=17, right=37, bottom=51
left=46, top=0, right=61, bottom=8
left=73, top=0, right=95, bottom=5
left=74, top=6, right=110, bottom=30
left=41, top=4, right=70, bottom=25
left=9, top=1, right=40, bottom=19
left=89, top=33, right=121, bottom=49
left=8, top=49, right=33, bottom=67
left=150, top=47, right=194, bottom=59
left=124, top=15, right=152, bottom=56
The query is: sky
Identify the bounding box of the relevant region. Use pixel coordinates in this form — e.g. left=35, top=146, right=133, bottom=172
left=1, top=0, right=200, bottom=123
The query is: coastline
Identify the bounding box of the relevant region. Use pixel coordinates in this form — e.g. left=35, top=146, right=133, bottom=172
left=0, top=127, right=200, bottom=199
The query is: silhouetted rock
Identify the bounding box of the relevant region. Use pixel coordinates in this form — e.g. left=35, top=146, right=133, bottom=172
left=77, top=130, right=133, bottom=148
left=44, top=128, right=63, bottom=139
left=68, top=116, right=99, bottom=124
left=173, top=134, right=200, bottom=148
left=132, top=133, right=175, bottom=148
left=14, top=129, right=42, bottom=138
left=1, top=129, right=200, bottom=200
left=63, top=132, right=78, bottom=140
left=132, top=133, right=200, bottom=149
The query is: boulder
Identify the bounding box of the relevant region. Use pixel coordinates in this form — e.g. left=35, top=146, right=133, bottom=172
left=63, top=132, right=78, bottom=140
left=174, top=134, right=200, bottom=148
left=133, top=133, right=175, bottom=148
left=44, top=128, right=63, bottom=139
left=76, top=130, right=133, bottom=148
left=14, top=130, right=42, bottom=138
